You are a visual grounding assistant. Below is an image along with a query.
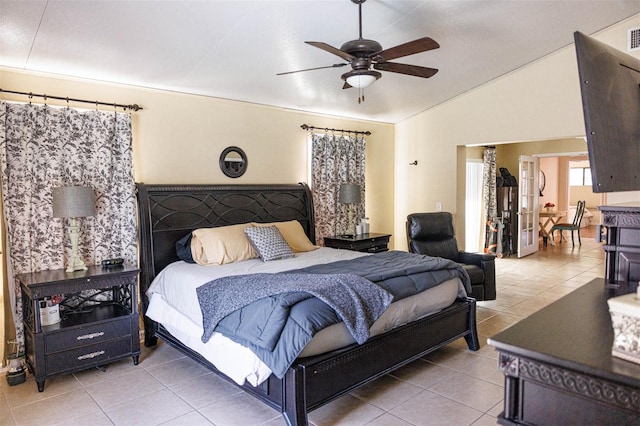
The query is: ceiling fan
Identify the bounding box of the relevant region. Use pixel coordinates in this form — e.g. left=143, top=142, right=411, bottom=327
left=277, top=0, right=440, bottom=102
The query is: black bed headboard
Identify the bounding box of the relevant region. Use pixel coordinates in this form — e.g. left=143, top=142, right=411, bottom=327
left=136, top=182, right=315, bottom=298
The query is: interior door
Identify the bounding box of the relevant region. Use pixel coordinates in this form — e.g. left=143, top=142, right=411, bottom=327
left=517, top=155, right=539, bottom=257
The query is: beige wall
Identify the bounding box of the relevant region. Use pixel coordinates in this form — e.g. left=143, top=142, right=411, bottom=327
left=540, top=156, right=560, bottom=209
left=395, top=14, right=640, bottom=251
left=494, top=138, right=588, bottom=183
left=494, top=138, right=589, bottom=214
left=0, top=69, right=395, bottom=239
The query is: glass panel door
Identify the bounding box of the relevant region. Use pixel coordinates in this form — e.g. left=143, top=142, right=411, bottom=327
left=518, top=155, right=539, bottom=257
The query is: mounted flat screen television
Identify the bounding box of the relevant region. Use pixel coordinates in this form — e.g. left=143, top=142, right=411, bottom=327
left=574, top=31, right=640, bottom=193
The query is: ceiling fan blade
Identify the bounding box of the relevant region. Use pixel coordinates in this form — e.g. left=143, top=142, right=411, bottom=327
left=277, top=63, right=348, bottom=76
left=305, top=41, right=354, bottom=62
left=373, top=37, right=440, bottom=62
left=342, top=81, right=352, bottom=89
left=374, top=62, right=438, bottom=78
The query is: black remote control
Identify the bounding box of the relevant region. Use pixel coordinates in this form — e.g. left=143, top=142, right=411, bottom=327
left=101, top=258, right=124, bottom=268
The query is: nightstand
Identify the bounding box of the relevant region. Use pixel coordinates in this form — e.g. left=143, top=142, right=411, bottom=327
left=324, top=233, right=391, bottom=253
left=17, top=265, right=140, bottom=392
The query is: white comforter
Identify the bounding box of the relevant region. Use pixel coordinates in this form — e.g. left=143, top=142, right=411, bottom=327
left=146, top=248, right=459, bottom=386
left=146, top=248, right=367, bottom=385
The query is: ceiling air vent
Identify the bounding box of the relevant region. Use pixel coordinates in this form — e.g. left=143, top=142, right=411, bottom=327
left=629, top=27, right=640, bottom=51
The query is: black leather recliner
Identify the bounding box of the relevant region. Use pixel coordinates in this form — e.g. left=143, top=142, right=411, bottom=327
left=406, top=212, right=496, bottom=301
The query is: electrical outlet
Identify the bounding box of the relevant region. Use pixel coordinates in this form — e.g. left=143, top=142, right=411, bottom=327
left=436, top=202, right=442, bottom=212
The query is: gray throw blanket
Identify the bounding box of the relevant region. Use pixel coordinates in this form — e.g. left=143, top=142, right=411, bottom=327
left=197, top=272, right=393, bottom=346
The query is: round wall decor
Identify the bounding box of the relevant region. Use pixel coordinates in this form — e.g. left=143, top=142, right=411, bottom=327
left=219, top=146, right=247, bottom=178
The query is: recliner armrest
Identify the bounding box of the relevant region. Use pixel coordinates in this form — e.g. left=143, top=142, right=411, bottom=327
left=458, top=251, right=495, bottom=267
left=458, top=251, right=496, bottom=300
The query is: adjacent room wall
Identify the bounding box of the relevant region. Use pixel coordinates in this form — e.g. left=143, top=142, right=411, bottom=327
left=539, top=156, right=560, bottom=210
left=495, top=138, right=589, bottom=214
left=394, top=14, right=640, bottom=251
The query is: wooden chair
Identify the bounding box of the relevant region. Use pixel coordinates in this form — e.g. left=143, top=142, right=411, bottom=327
left=551, top=200, right=586, bottom=246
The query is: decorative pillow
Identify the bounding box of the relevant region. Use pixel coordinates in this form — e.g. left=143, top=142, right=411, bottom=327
left=175, top=232, right=196, bottom=263
left=191, top=224, right=258, bottom=266
left=244, top=226, right=295, bottom=262
left=250, top=220, right=319, bottom=252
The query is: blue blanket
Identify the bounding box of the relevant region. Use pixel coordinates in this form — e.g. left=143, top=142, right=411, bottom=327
left=197, top=273, right=393, bottom=348
left=291, top=250, right=471, bottom=299
left=197, top=250, right=471, bottom=378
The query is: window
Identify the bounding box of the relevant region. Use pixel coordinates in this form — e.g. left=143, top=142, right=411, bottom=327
left=569, top=167, right=591, bottom=186
left=465, top=161, right=484, bottom=252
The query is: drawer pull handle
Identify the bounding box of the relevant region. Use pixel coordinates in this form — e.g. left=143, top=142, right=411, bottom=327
left=77, top=332, right=104, bottom=340
left=77, top=350, right=105, bottom=361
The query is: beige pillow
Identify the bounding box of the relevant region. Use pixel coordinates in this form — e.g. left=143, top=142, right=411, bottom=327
left=250, top=220, right=319, bottom=252
left=191, top=224, right=257, bottom=265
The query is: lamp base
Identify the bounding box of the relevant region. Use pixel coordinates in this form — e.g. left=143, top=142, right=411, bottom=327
left=65, top=257, right=87, bottom=273
left=65, top=219, right=88, bottom=273
left=345, top=206, right=356, bottom=237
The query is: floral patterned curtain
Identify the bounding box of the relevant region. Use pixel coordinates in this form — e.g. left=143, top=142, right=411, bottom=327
left=0, top=102, right=137, bottom=353
left=310, top=132, right=365, bottom=245
left=482, top=147, right=498, bottom=253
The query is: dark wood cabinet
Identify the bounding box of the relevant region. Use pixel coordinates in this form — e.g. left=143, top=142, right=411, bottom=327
left=600, top=203, right=640, bottom=283
left=324, top=233, right=391, bottom=253
left=18, top=265, right=140, bottom=392
left=489, top=279, right=640, bottom=425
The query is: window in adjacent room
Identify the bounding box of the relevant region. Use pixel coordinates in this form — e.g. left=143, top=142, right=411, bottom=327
left=569, top=162, right=592, bottom=186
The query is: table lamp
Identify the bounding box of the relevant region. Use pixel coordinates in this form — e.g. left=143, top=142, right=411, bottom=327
left=52, top=186, right=96, bottom=272
left=339, top=183, right=362, bottom=237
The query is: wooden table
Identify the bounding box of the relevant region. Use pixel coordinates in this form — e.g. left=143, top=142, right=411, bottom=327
left=488, top=279, right=640, bottom=424
left=539, top=210, right=565, bottom=246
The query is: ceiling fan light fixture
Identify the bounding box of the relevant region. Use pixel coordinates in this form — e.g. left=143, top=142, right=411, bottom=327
left=342, top=70, right=381, bottom=88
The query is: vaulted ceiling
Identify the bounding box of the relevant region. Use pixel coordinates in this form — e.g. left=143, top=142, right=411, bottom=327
left=1, top=1, right=639, bottom=123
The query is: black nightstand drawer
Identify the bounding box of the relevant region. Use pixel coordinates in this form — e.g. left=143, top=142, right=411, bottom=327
left=44, top=316, right=131, bottom=354
left=18, top=265, right=140, bottom=392
left=45, top=336, right=132, bottom=375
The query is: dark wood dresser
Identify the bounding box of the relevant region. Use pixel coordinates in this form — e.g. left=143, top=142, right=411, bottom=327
left=600, top=203, right=640, bottom=283
left=488, top=279, right=640, bottom=425
left=18, top=265, right=140, bottom=392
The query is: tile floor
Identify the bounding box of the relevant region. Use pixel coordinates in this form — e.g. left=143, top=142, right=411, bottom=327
left=1, top=228, right=606, bottom=426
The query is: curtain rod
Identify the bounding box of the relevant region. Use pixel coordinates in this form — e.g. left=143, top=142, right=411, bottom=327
left=0, top=88, right=143, bottom=111
left=301, top=124, right=371, bottom=136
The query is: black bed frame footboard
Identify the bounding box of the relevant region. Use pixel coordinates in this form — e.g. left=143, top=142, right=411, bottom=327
left=136, top=182, right=480, bottom=426
left=151, top=297, right=478, bottom=426
left=282, top=298, right=478, bottom=425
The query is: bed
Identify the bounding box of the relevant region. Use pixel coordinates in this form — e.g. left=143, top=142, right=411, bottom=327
left=137, top=182, right=480, bottom=426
